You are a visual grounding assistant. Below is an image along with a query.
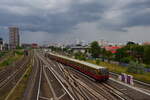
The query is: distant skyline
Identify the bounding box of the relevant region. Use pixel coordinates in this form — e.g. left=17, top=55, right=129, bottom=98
left=0, top=0, right=150, bottom=44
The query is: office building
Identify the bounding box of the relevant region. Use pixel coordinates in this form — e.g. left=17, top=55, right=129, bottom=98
left=9, top=27, right=20, bottom=49
left=0, top=38, right=3, bottom=51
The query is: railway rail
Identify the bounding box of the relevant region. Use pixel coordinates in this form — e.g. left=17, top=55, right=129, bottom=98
left=11, top=51, right=150, bottom=100
left=0, top=57, right=27, bottom=84
left=37, top=53, right=75, bottom=100
left=22, top=56, right=42, bottom=100
left=38, top=52, right=129, bottom=100
left=0, top=54, right=32, bottom=100
left=49, top=59, right=130, bottom=100
left=23, top=53, right=73, bottom=100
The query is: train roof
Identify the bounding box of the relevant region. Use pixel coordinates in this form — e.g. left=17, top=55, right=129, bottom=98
left=48, top=52, right=105, bottom=69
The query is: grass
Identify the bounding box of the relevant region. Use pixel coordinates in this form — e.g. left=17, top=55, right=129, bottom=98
left=6, top=65, right=32, bottom=100
left=0, top=50, right=24, bottom=70
left=0, top=57, right=32, bottom=100
left=86, top=59, right=150, bottom=84
left=127, top=72, right=150, bottom=84
left=0, top=52, right=6, bottom=58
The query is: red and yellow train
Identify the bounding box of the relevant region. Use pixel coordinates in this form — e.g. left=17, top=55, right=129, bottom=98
left=45, top=53, right=109, bottom=81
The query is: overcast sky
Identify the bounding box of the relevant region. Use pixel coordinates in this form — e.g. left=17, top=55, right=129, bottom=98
left=0, top=0, right=150, bottom=44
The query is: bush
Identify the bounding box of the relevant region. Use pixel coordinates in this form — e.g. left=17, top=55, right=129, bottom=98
left=15, top=51, right=24, bottom=55
left=120, top=56, right=135, bottom=63
left=127, top=61, right=145, bottom=74
left=145, top=65, right=150, bottom=68
left=74, top=52, right=86, bottom=61
left=96, top=59, right=101, bottom=65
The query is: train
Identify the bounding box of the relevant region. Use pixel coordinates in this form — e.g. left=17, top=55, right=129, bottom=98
left=45, top=52, right=109, bottom=81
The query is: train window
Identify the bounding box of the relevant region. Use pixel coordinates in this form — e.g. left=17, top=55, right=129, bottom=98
left=84, top=66, right=88, bottom=71
left=80, top=64, right=84, bottom=70
left=100, top=68, right=109, bottom=75
left=94, top=69, right=97, bottom=74
left=97, top=69, right=101, bottom=75
left=86, top=67, right=91, bottom=72
left=82, top=65, right=85, bottom=71
left=89, top=68, right=96, bottom=74
left=95, top=70, right=99, bottom=75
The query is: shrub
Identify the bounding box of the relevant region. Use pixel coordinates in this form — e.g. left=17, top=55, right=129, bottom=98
left=120, top=56, right=135, bottom=63
left=145, top=65, right=150, bottom=68
left=96, top=59, right=101, bottom=65
left=127, top=61, right=145, bottom=74
left=74, top=52, right=86, bottom=61
left=15, top=51, right=24, bottom=55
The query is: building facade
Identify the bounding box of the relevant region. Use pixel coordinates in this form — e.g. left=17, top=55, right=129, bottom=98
left=9, top=27, right=20, bottom=49
left=0, top=38, right=3, bottom=51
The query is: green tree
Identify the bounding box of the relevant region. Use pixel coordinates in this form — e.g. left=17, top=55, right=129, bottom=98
left=115, top=48, right=128, bottom=62
left=96, top=59, right=101, bottom=65
left=132, top=45, right=144, bottom=62
left=115, top=44, right=144, bottom=63
left=143, top=46, right=150, bottom=64
left=127, top=41, right=136, bottom=46
left=120, top=56, right=135, bottom=63
left=127, top=61, right=145, bottom=74
left=105, top=51, right=113, bottom=62
left=100, top=48, right=106, bottom=61
left=89, top=41, right=101, bottom=58
left=74, top=52, right=86, bottom=61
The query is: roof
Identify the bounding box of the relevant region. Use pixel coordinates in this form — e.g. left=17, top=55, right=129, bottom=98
left=71, top=46, right=89, bottom=49
left=103, top=46, right=122, bottom=53
left=49, top=52, right=105, bottom=69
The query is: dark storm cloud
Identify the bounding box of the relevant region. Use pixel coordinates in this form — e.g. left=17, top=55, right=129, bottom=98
left=0, top=0, right=107, bottom=33
left=0, top=0, right=150, bottom=43
left=96, top=0, right=150, bottom=32
left=125, top=0, right=150, bottom=9
left=122, top=0, right=150, bottom=28
left=125, top=12, right=150, bottom=27
left=25, top=1, right=108, bottom=33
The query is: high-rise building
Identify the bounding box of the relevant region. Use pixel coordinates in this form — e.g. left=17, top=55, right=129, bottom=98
left=9, top=27, right=20, bottom=49
left=0, top=38, right=3, bottom=51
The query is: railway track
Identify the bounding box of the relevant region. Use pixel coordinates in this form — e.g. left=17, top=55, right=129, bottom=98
left=45, top=55, right=133, bottom=100
left=54, top=62, right=105, bottom=100
left=40, top=54, right=118, bottom=100
left=22, top=56, right=42, bottom=100
left=63, top=63, right=132, bottom=100
left=23, top=53, right=73, bottom=100
left=0, top=55, right=32, bottom=100
left=34, top=52, right=150, bottom=100
left=37, top=53, right=75, bottom=100
left=0, top=57, right=27, bottom=84
left=0, top=57, right=29, bottom=88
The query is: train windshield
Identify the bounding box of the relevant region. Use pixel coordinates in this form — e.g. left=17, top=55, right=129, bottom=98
left=100, top=68, right=109, bottom=75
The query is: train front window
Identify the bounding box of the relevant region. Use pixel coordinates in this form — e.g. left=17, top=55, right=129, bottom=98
left=100, top=68, right=109, bottom=75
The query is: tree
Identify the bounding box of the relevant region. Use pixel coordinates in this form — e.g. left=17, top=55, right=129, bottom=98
left=120, top=56, right=135, bottom=63
left=143, top=46, right=150, bottom=64
left=74, top=52, right=86, bottom=61
left=132, top=45, right=144, bottom=62
left=96, top=59, right=101, bottom=65
left=115, top=48, right=128, bottom=62
left=89, top=41, right=101, bottom=58
left=127, top=41, right=136, bottom=46
left=127, top=61, right=145, bottom=74
left=115, top=44, right=144, bottom=63
left=16, top=46, right=23, bottom=49
left=105, top=51, right=113, bottom=62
